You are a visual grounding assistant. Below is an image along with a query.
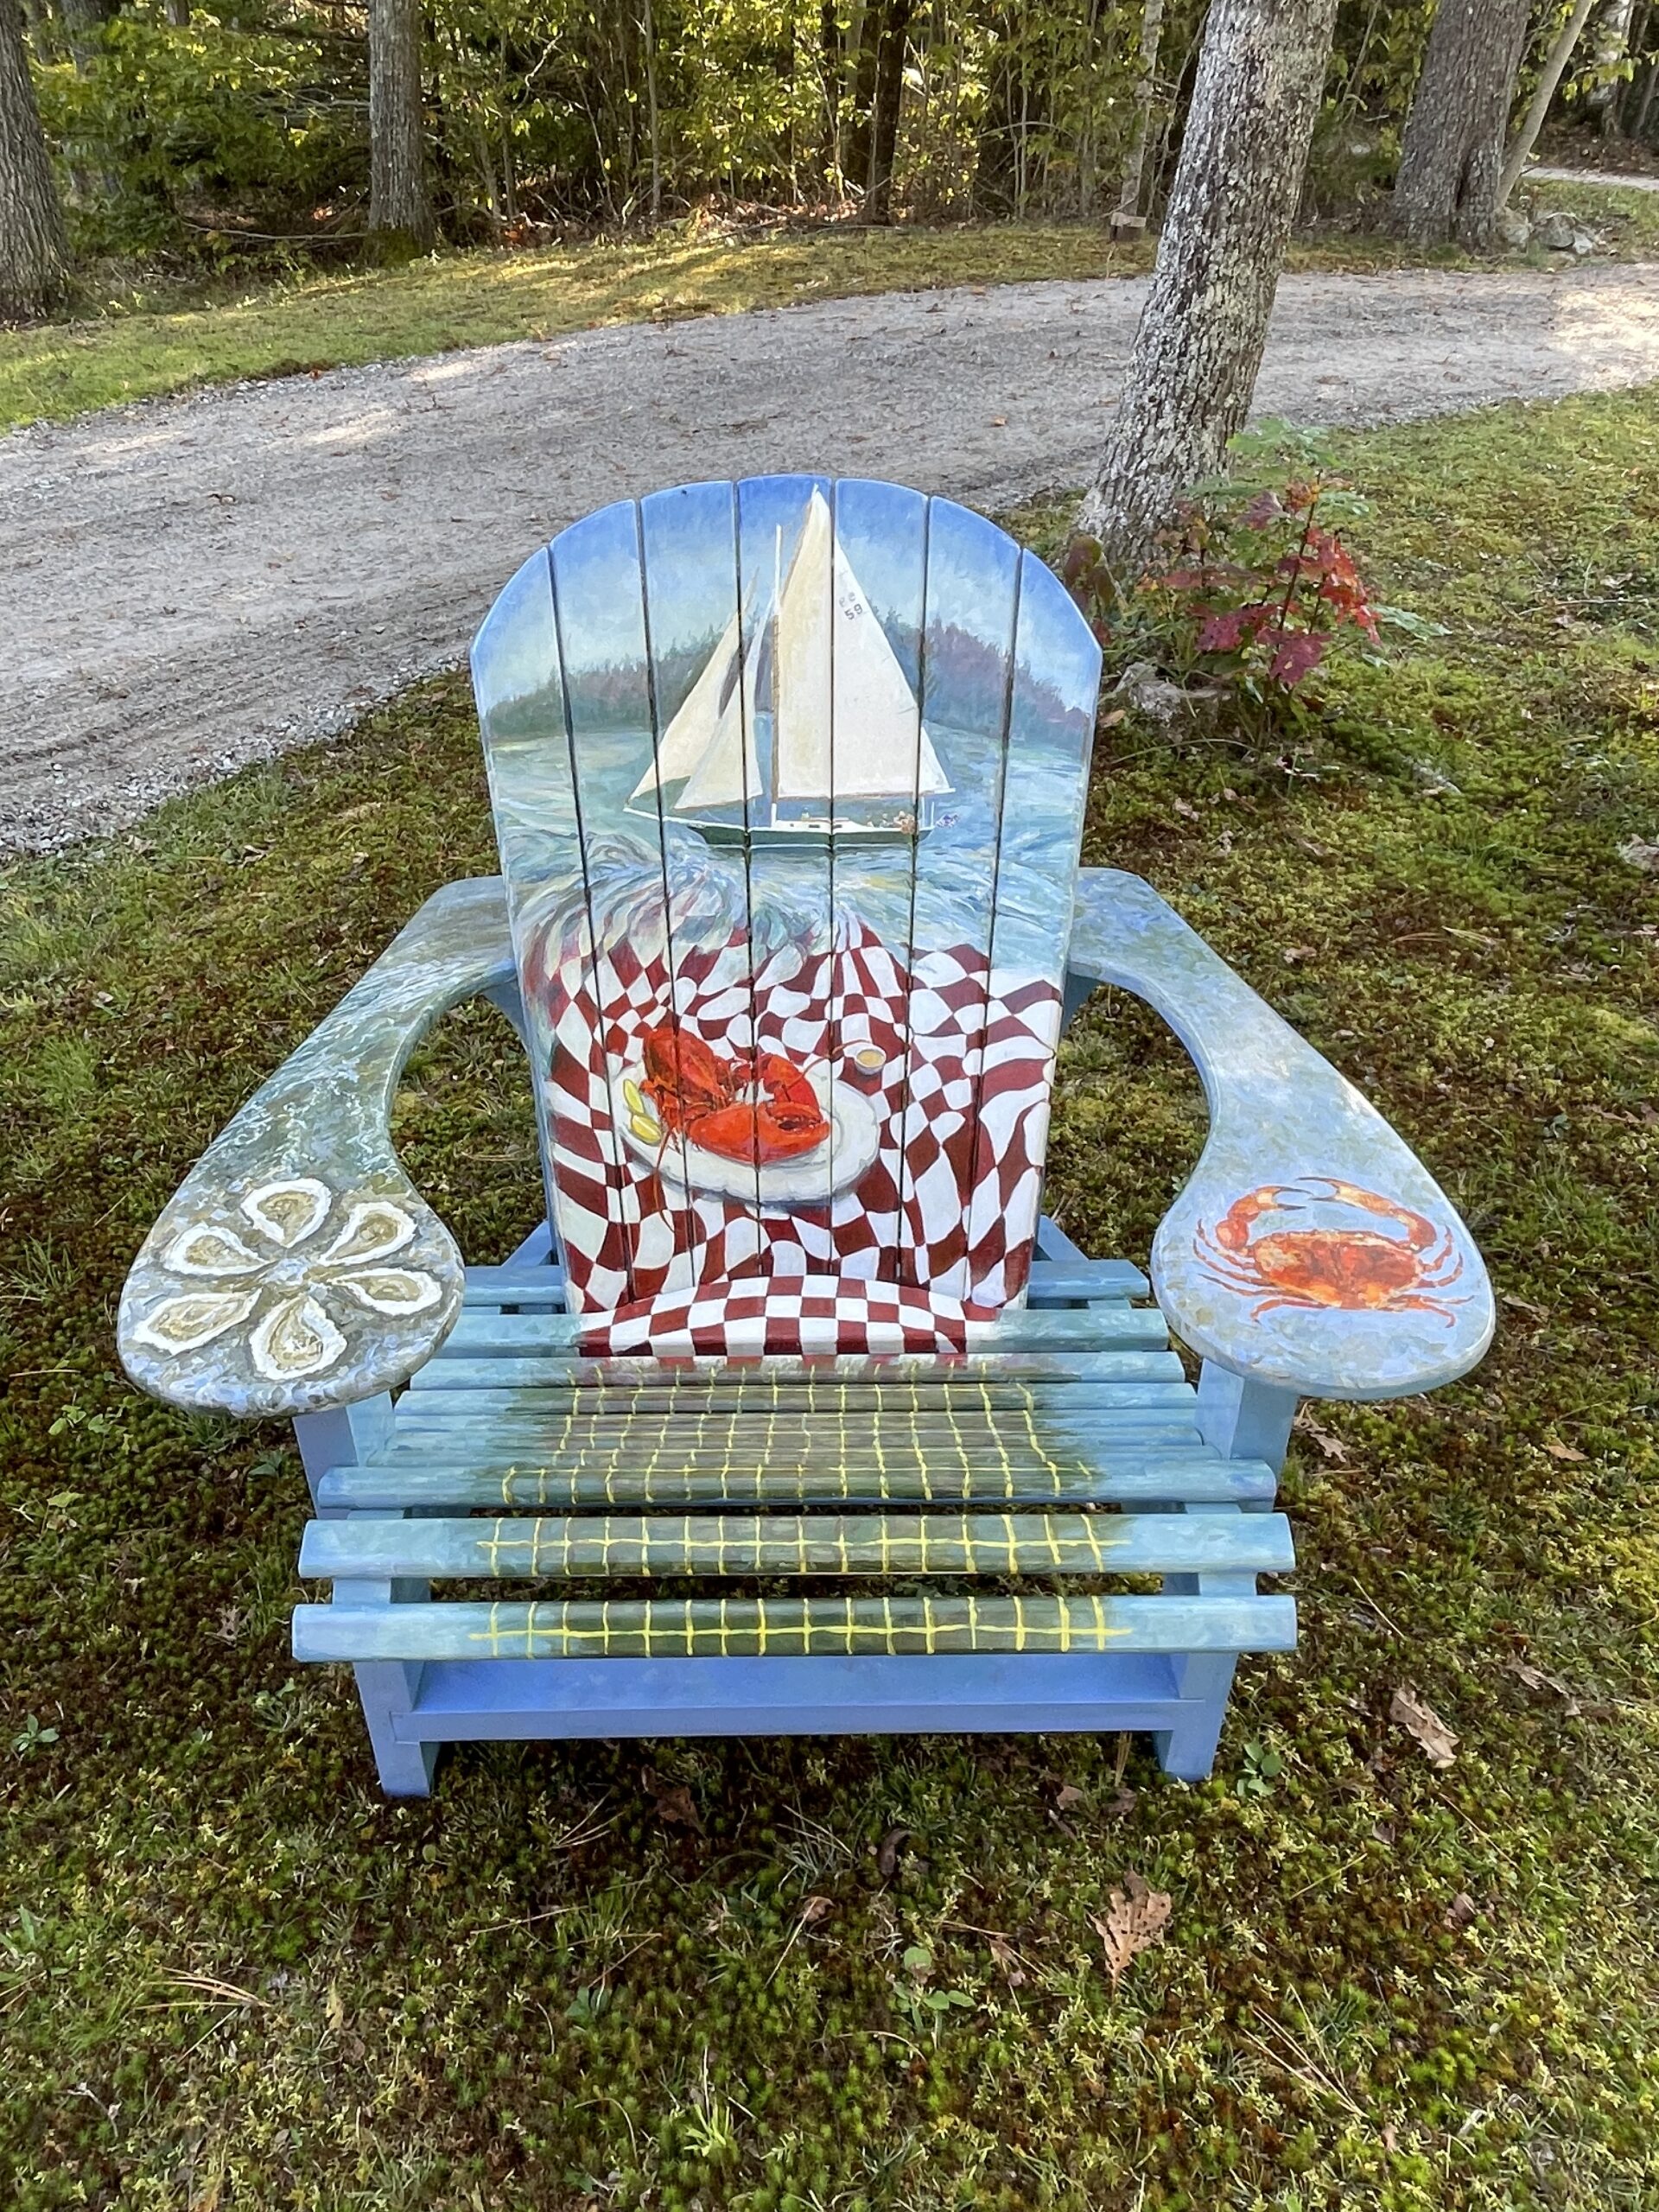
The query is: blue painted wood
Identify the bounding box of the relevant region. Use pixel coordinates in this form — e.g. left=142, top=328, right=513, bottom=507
left=462, top=1265, right=570, bottom=1306
left=293, top=1592, right=1297, bottom=1664
left=429, top=1308, right=1173, bottom=1365
left=315, top=1456, right=1281, bottom=1510
left=298, top=1409, right=438, bottom=1796
left=385, top=1650, right=1220, bottom=1745
left=1068, top=868, right=1495, bottom=1401
left=292, top=1392, right=393, bottom=1515
left=470, top=475, right=1103, bottom=1323
left=113, top=479, right=1498, bottom=1799
left=117, top=878, right=514, bottom=1421
left=299, top=1509, right=1296, bottom=1582
left=1152, top=1503, right=1255, bottom=1783
left=1196, top=1362, right=1298, bottom=1474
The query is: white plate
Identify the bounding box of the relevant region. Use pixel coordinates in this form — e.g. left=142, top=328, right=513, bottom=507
left=613, top=1061, right=881, bottom=1211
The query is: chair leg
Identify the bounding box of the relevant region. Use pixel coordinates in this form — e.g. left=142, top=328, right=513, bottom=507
left=353, top=1656, right=439, bottom=1797
left=1152, top=1369, right=1299, bottom=1780
left=1154, top=1650, right=1238, bottom=1780
left=293, top=1399, right=438, bottom=1797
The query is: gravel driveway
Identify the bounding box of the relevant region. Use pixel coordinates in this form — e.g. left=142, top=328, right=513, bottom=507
left=6, top=260, right=1659, bottom=854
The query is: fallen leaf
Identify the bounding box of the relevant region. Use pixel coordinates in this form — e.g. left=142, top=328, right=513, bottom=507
left=1090, top=1873, right=1172, bottom=1992
left=799, top=1894, right=835, bottom=1927
left=1500, top=1291, right=1548, bottom=1320
left=875, top=1825, right=913, bottom=1881
left=1041, top=1771, right=1087, bottom=1811
left=1444, top=1891, right=1478, bottom=1932
left=1389, top=1685, right=1458, bottom=1770
left=987, top=1931, right=1027, bottom=1987
left=1544, top=1440, right=1587, bottom=1463
left=1502, top=1656, right=1581, bottom=1716
left=1296, top=1413, right=1351, bottom=1464
left=644, top=1769, right=703, bottom=1833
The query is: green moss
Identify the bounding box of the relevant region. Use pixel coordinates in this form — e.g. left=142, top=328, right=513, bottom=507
left=2, top=385, right=1657, bottom=2209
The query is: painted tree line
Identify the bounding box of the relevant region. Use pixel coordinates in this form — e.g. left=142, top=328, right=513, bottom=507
left=2, top=0, right=1653, bottom=320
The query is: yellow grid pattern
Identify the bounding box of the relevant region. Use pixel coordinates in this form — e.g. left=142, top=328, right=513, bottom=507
left=410, top=1395, right=1102, bottom=1509
left=461, top=1593, right=1132, bottom=1657
left=468, top=1510, right=1128, bottom=1578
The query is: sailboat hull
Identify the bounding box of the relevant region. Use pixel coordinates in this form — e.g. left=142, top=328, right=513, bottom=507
left=696, top=819, right=925, bottom=853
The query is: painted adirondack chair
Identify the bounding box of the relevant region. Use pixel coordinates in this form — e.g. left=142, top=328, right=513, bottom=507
left=117, top=477, right=1493, bottom=1797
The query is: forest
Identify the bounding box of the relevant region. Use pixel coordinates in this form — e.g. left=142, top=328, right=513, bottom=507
left=4, top=0, right=1657, bottom=291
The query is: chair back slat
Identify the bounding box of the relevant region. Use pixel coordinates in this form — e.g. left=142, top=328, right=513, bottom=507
left=471, top=476, right=1102, bottom=1321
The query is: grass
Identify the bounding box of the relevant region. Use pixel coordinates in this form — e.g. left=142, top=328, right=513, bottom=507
left=2, top=385, right=1658, bottom=2210
left=0, top=175, right=1644, bottom=435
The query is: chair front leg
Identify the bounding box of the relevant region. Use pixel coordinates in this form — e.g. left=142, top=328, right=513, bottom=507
left=294, top=1395, right=437, bottom=1797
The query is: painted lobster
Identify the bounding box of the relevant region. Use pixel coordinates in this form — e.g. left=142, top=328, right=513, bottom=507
left=639, top=1024, right=830, bottom=1167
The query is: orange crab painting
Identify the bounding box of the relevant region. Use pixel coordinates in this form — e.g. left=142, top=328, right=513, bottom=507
left=1194, top=1177, right=1466, bottom=1325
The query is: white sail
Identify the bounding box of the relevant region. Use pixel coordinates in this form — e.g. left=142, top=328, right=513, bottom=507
left=629, top=607, right=761, bottom=809
left=772, top=489, right=950, bottom=804
left=674, top=627, right=763, bottom=809
left=634, top=487, right=950, bottom=824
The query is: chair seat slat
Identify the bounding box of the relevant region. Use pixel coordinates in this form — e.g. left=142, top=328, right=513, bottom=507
left=294, top=1592, right=1298, bottom=1663
left=408, top=1349, right=1187, bottom=1395
left=315, top=1454, right=1278, bottom=1511
left=301, top=1509, right=1294, bottom=1583
left=439, top=1304, right=1170, bottom=1358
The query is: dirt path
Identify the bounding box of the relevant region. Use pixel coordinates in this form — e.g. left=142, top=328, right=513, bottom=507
left=1529, top=164, right=1659, bottom=191
left=6, top=260, right=1659, bottom=855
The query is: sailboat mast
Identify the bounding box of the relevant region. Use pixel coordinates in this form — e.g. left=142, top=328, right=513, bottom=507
left=768, top=525, right=783, bottom=826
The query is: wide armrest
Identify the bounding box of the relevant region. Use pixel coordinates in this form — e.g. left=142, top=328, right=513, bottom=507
left=118, top=878, right=516, bottom=1420
left=1067, top=869, right=1493, bottom=1402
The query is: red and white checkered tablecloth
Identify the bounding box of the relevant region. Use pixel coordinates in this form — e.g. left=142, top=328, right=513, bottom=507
left=581, top=1275, right=997, bottom=1358
left=525, top=901, right=1059, bottom=1333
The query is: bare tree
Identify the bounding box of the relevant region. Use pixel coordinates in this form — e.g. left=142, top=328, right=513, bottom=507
left=0, top=0, right=69, bottom=323
left=368, top=0, right=435, bottom=253
left=865, top=0, right=912, bottom=221
left=1112, top=0, right=1166, bottom=239
left=1077, top=0, right=1339, bottom=575
left=1389, top=0, right=1531, bottom=250
left=1588, top=0, right=1637, bottom=133
left=1500, top=0, right=1597, bottom=206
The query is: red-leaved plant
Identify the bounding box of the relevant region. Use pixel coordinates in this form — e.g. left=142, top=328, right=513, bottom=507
left=1064, top=475, right=1380, bottom=721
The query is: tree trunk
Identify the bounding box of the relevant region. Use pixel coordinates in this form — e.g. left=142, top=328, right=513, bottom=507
left=1389, top=0, right=1531, bottom=250
left=1115, top=0, right=1166, bottom=226
left=1500, top=0, right=1597, bottom=206
left=56, top=0, right=116, bottom=73
left=1588, top=0, right=1636, bottom=130
left=0, top=0, right=70, bottom=323
left=819, top=0, right=841, bottom=186
left=368, top=0, right=434, bottom=252
left=1076, top=0, right=1338, bottom=573
left=639, top=0, right=660, bottom=226
left=848, top=1, right=880, bottom=191
left=865, top=0, right=911, bottom=220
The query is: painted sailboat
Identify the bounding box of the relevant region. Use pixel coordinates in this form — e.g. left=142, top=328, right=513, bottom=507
left=627, top=488, right=951, bottom=849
